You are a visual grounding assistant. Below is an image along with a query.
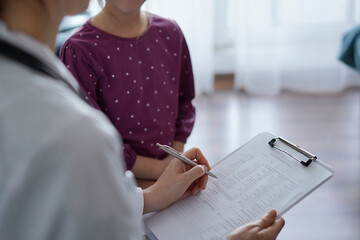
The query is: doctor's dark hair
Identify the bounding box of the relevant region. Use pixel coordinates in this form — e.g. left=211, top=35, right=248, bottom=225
left=0, top=0, right=6, bottom=15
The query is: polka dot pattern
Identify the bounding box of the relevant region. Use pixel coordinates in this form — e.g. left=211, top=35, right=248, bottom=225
left=60, top=14, right=196, bottom=170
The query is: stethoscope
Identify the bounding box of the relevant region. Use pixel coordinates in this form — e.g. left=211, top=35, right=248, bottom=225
left=0, top=38, right=88, bottom=104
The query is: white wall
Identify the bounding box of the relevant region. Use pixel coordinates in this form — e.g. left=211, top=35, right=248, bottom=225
left=147, top=0, right=215, bottom=94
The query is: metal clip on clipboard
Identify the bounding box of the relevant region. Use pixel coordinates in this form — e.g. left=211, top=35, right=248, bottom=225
left=268, top=137, right=317, bottom=167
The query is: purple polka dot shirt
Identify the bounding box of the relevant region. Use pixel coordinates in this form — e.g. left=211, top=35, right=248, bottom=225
left=60, top=14, right=196, bottom=170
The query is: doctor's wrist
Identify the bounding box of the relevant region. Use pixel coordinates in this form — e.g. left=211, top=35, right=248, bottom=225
left=142, top=185, right=160, bottom=214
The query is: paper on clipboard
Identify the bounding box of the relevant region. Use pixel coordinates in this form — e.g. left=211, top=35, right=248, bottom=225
left=144, top=132, right=334, bottom=240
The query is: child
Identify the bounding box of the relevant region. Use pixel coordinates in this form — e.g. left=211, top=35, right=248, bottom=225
left=60, top=0, right=196, bottom=188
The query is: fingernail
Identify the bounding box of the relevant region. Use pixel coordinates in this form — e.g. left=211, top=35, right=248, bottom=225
left=267, top=209, right=276, bottom=218
left=202, top=165, right=208, bottom=173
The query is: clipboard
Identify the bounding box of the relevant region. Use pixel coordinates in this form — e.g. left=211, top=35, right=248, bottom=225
left=144, top=132, right=334, bottom=240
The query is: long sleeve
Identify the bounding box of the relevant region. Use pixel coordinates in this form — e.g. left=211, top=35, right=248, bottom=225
left=175, top=33, right=196, bottom=143
left=122, top=143, right=138, bottom=170
left=60, top=42, right=138, bottom=170
left=59, top=18, right=196, bottom=163
left=60, top=42, right=102, bottom=110
left=0, top=113, right=144, bottom=240
left=0, top=23, right=145, bottom=240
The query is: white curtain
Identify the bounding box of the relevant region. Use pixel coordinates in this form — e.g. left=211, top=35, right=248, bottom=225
left=86, top=0, right=360, bottom=95
left=145, top=0, right=215, bottom=95
left=233, top=0, right=360, bottom=95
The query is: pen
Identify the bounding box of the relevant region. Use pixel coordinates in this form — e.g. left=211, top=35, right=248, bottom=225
left=156, top=143, right=218, bottom=178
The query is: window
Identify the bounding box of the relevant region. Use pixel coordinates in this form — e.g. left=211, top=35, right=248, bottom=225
left=214, top=0, right=360, bottom=74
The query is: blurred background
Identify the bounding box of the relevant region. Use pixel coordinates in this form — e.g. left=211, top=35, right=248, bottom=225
left=145, top=0, right=360, bottom=94
left=60, top=0, right=360, bottom=95
left=58, top=0, right=360, bottom=239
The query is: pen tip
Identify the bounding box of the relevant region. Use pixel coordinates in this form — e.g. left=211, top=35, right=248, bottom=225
left=207, top=172, right=218, bottom=178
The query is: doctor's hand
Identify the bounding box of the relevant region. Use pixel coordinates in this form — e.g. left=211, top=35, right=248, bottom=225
left=142, top=148, right=210, bottom=214
left=227, top=209, right=285, bottom=240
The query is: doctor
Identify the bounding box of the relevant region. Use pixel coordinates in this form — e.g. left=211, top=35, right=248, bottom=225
left=0, top=0, right=284, bottom=239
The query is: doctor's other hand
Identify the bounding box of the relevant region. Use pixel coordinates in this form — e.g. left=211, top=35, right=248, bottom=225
left=143, top=148, right=210, bottom=214
left=227, top=209, right=285, bottom=240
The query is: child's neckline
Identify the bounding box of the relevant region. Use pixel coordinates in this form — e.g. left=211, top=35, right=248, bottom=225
left=87, top=12, right=153, bottom=41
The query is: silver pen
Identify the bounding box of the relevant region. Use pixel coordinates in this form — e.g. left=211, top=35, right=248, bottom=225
left=156, top=143, right=218, bottom=178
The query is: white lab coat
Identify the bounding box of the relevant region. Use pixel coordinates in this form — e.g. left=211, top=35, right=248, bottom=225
left=0, top=21, right=144, bottom=240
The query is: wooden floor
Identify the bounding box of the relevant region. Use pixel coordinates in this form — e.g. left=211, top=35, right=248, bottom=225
left=186, top=87, right=360, bottom=240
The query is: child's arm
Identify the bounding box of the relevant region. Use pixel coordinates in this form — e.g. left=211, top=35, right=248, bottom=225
left=131, top=155, right=172, bottom=180
left=133, top=156, right=168, bottom=189
left=175, top=31, right=196, bottom=145
left=172, top=140, right=185, bottom=153
left=133, top=141, right=185, bottom=189
left=131, top=140, right=185, bottom=179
